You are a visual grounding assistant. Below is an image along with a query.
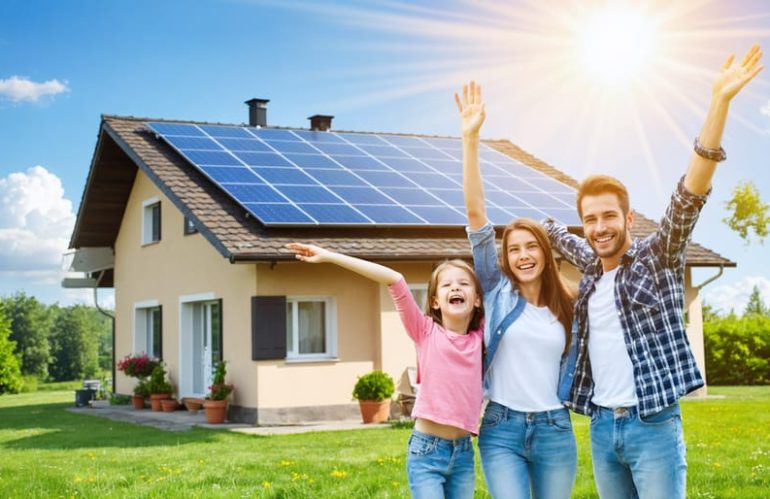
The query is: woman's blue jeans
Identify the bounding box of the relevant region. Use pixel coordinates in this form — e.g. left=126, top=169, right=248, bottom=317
left=478, top=402, right=577, bottom=498
left=406, top=429, right=476, bottom=499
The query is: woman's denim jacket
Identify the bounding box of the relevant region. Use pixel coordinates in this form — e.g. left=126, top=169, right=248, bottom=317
left=467, top=222, right=577, bottom=404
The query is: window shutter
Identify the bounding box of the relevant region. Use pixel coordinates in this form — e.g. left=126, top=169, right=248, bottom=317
left=251, top=296, right=287, bottom=360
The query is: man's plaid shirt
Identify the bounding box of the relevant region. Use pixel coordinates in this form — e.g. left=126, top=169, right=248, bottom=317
left=544, top=177, right=709, bottom=417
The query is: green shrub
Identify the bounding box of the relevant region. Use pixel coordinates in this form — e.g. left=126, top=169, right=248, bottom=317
left=146, top=364, right=173, bottom=395
left=108, top=393, right=131, bottom=405
left=352, top=370, right=395, bottom=401
left=19, top=375, right=38, bottom=393
left=704, top=314, right=770, bottom=385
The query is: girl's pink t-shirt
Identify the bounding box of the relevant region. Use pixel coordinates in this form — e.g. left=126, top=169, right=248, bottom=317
left=388, top=278, right=484, bottom=435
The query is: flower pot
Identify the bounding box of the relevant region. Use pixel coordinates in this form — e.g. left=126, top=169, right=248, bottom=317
left=150, top=393, right=171, bottom=411
left=203, top=399, right=228, bottom=424
left=131, top=395, right=146, bottom=410
left=358, top=399, right=390, bottom=424
left=183, top=397, right=204, bottom=414
left=161, top=399, right=180, bottom=412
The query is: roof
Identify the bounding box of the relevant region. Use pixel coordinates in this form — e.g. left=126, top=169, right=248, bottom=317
left=68, top=115, right=735, bottom=270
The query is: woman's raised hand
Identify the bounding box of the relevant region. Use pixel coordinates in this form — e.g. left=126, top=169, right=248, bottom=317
left=455, top=81, right=486, bottom=138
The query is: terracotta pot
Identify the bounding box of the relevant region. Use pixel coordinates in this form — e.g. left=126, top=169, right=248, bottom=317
left=183, top=397, right=204, bottom=414
left=203, top=399, right=228, bottom=424
left=131, top=395, right=145, bottom=410
left=358, top=399, right=390, bottom=423
left=161, top=399, right=180, bottom=412
left=150, top=393, right=171, bottom=411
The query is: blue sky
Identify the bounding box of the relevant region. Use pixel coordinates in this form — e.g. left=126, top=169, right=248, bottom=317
left=1, top=0, right=768, bottom=312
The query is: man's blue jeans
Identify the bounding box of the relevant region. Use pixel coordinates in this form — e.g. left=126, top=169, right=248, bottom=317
left=590, top=403, right=686, bottom=499
left=406, top=429, right=475, bottom=499
left=478, top=402, right=577, bottom=498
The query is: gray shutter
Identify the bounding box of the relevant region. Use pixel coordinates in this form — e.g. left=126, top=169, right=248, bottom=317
left=251, top=296, right=287, bottom=360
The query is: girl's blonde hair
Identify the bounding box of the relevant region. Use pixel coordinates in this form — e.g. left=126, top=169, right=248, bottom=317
left=499, top=218, right=575, bottom=352
left=424, top=259, right=484, bottom=332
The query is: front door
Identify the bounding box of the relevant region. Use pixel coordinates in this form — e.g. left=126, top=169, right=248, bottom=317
left=182, top=299, right=222, bottom=397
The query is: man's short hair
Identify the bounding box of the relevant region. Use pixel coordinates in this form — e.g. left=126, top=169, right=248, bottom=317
left=577, top=174, right=630, bottom=220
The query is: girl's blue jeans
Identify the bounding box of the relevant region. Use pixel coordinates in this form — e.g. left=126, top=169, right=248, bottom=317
left=406, top=429, right=475, bottom=499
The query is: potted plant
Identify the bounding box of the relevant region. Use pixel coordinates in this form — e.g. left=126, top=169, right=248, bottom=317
left=147, top=364, right=173, bottom=411
left=203, top=361, right=234, bottom=424
left=352, top=370, right=394, bottom=423
left=160, top=398, right=180, bottom=412
left=132, top=378, right=149, bottom=410
left=117, top=352, right=160, bottom=379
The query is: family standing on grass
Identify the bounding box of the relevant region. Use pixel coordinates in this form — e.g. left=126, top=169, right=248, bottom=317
left=286, top=44, right=763, bottom=499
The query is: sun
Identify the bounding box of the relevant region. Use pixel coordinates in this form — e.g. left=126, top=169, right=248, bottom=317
left=577, top=7, right=659, bottom=85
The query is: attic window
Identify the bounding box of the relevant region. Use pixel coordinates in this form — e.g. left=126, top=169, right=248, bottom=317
left=183, top=216, right=198, bottom=235
left=142, top=198, right=161, bottom=245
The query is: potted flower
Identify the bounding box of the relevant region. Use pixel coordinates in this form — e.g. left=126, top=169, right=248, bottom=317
left=204, top=361, right=234, bottom=424
left=352, top=370, right=394, bottom=423
left=117, top=352, right=160, bottom=379
left=132, top=378, right=149, bottom=410
left=147, top=364, right=173, bottom=411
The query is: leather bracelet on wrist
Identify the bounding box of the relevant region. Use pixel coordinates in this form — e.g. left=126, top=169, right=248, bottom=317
left=693, top=137, right=726, bottom=162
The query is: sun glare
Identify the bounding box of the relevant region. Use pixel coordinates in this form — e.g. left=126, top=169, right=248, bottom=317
left=578, top=8, right=658, bottom=84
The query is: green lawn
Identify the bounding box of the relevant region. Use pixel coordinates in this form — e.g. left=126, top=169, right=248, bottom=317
left=0, top=387, right=768, bottom=498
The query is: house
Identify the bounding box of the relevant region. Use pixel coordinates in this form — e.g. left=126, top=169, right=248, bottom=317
left=64, top=100, right=734, bottom=424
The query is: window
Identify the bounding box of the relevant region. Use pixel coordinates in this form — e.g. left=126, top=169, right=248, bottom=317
left=286, top=297, right=336, bottom=360
left=409, top=284, right=429, bottom=310
left=183, top=216, right=198, bottom=235
left=134, top=304, right=162, bottom=360
left=142, top=198, right=161, bottom=244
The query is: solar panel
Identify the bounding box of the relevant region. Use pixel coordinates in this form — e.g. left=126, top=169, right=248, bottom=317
left=146, top=122, right=580, bottom=227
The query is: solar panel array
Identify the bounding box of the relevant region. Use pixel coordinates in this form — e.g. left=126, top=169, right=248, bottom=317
left=146, top=122, right=580, bottom=227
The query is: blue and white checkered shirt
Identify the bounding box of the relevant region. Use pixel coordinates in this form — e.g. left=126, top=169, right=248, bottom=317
left=544, top=177, right=709, bottom=416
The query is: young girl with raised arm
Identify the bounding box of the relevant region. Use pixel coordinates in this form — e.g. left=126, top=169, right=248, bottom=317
left=286, top=242, right=485, bottom=499
left=456, top=81, right=578, bottom=499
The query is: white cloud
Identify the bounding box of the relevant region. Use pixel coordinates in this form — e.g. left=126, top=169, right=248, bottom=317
left=0, top=75, right=69, bottom=103
left=762, top=100, right=770, bottom=117
left=0, top=166, right=75, bottom=273
left=704, top=275, right=770, bottom=314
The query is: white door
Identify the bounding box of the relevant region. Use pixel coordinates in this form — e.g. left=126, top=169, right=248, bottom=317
left=188, top=300, right=221, bottom=397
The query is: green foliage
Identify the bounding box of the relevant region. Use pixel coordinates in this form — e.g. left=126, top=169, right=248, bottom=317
left=352, top=370, right=395, bottom=401
left=744, top=285, right=769, bottom=317
left=146, top=364, right=173, bottom=395
left=0, top=306, right=22, bottom=394
left=48, top=305, right=100, bottom=382
left=1, top=292, right=52, bottom=379
left=108, top=393, right=131, bottom=405
left=208, top=361, right=233, bottom=400
left=18, top=375, right=38, bottom=393
left=723, top=181, right=770, bottom=245
left=704, top=313, right=770, bottom=385
left=133, top=378, right=150, bottom=397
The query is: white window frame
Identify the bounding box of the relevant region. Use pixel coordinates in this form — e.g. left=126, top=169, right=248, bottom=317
left=133, top=300, right=161, bottom=359
left=409, top=283, right=429, bottom=311
left=286, top=296, right=337, bottom=361
left=142, top=197, right=161, bottom=245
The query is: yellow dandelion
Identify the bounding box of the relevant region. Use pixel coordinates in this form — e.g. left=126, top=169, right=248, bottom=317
left=73, top=476, right=83, bottom=484
left=262, top=481, right=272, bottom=489
left=391, top=481, right=399, bottom=488
left=280, top=459, right=295, bottom=466
left=330, top=469, right=348, bottom=478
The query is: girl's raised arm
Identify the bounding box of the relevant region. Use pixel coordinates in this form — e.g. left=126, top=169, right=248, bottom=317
left=286, top=243, right=402, bottom=286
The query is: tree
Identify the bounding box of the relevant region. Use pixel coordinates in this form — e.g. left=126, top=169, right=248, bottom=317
left=723, top=181, right=770, bottom=245
left=0, top=304, right=23, bottom=394
left=49, top=305, right=100, bottom=381
left=744, top=285, right=769, bottom=317
left=1, top=292, right=52, bottom=379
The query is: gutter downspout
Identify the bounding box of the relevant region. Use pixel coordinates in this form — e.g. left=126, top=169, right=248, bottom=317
left=694, top=265, right=725, bottom=290
left=92, top=270, right=116, bottom=394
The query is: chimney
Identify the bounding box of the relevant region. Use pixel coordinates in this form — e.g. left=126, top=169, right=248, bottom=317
left=308, top=114, right=334, bottom=131
left=245, top=98, right=269, bottom=127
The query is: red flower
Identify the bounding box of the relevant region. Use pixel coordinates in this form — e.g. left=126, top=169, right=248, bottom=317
left=117, top=353, right=160, bottom=378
